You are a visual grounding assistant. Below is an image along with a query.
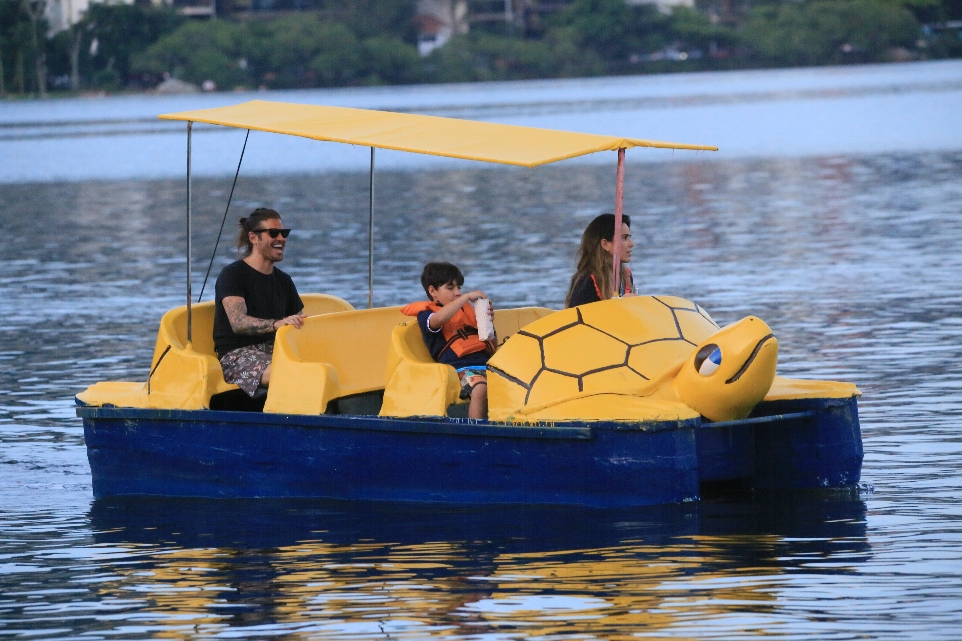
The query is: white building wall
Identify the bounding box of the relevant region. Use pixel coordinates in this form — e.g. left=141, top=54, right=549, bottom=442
left=47, top=0, right=135, bottom=34
left=416, top=0, right=469, bottom=56
left=627, top=0, right=694, bottom=13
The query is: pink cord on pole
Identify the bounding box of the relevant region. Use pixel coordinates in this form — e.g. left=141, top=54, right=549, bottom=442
left=612, top=148, right=625, bottom=297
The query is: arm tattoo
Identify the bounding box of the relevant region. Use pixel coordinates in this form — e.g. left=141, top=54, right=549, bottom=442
left=222, top=297, right=275, bottom=335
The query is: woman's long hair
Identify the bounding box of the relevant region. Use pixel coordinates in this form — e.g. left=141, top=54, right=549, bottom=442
left=564, top=213, right=631, bottom=307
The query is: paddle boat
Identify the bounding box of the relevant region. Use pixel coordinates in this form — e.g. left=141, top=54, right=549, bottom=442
left=75, top=101, right=863, bottom=508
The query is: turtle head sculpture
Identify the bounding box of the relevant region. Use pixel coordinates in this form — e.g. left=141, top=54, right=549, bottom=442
left=672, top=316, right=778, bottom=422
left=487, top=296, right=778, bottom=423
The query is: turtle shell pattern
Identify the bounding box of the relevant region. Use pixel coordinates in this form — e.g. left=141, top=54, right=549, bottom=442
left=487, top=296, right=720, bottom=416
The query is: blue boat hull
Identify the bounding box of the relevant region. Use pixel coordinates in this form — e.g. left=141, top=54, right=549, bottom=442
left=696, top=396, right=863, bottom=489
left=78, top=407, right=702, bottom=508
left=77, top=396, right=861, bottom=507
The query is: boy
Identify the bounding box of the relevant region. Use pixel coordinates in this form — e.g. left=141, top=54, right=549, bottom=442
left=401, top=262, right=496, bottom=419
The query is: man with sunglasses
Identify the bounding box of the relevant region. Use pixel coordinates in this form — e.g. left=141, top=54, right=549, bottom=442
left=213, top=208, right=306, bottom=398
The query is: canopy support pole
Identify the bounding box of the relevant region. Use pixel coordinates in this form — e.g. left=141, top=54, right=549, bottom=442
left=612, top=147, right=625, bottom=297
left=368, top=147, right=375, bottom=309
left=186, top=121, right=194, bottom=345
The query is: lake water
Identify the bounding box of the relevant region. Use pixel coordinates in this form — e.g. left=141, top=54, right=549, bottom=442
left=2, top=60, right=962, bottom=639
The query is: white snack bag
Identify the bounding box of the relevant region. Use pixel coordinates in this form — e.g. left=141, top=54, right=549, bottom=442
left=473, top=298, right=495, bottom=342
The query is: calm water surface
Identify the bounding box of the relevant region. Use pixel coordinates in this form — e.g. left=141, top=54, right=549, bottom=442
left=1, top=63, right=962, bottom=639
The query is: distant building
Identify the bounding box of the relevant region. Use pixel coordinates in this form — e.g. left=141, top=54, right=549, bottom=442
left=415, top=1, right=583, bottom=53
left=166, top=0, right=216, bottom=18
left=46, top=0, right=215, bottom=34
left=628, top=0, right=694, bottom=13
left=415, top=0, right=469, bottom=56
left=694, top=0, right=753, bottom=25
left=468, top=0, right=521, bottom=27
left=46, top=0, right=98, bottom=33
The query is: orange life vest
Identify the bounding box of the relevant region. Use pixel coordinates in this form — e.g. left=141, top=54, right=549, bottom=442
left=590, top=266, right=634, bottom=299
left=402, top=300, right=494, bottom=360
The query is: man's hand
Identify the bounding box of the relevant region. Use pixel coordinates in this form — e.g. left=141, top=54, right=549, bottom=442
left=274, top=313, right=307, bottom=330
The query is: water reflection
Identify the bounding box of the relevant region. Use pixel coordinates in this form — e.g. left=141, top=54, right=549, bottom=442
left=72, top=495, right=870, bottom=639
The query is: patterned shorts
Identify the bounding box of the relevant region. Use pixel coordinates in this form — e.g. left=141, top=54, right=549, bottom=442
left=219, top=341, right=274, bottom=397
left=457, top=366, right=487, bottom=400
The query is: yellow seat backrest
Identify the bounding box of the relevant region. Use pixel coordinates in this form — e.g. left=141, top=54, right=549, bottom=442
left=395, top=318, right=435, bottom=363
left=301, top=294, right=356, bottom=317
left=152, top=301, right=215, bottom=365
left=379, top=307, right=555, bottom=417
left=380, top=321, right=461, bottom=417
left=265, top=306, right=408, bottom=415
left=144, top=293, right=353, bottom=410
left=152, top=293, right=354, bottom=365
left=493, top=307, right=556, bottom=341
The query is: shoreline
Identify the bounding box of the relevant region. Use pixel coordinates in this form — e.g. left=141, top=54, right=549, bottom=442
left=3, top=58, right=960, bottom=107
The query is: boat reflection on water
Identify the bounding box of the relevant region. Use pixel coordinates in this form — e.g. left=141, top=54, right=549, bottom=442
left=86, top=494, right=869, bottom=637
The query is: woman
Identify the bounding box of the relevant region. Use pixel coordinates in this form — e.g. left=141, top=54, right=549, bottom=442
left=565, top=213, right=635, bottom=308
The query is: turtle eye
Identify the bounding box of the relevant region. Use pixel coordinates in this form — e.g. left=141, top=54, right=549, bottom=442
left=694, top=344, right=722, bottom=376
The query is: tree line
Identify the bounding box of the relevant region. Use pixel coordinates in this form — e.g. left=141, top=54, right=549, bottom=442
left=1, top=0, right=960, bottom=97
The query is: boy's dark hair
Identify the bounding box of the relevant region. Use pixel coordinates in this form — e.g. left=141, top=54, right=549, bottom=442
left=421, top=262, right=464, bottom=297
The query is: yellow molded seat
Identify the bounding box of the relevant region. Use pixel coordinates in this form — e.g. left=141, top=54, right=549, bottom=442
left=264, top=306, right=408, bottom=415
left=380, top=321, right=461, bottom=418
left=380, top=307, right=555, bottom=418
left=77, top=293, right=354, bottom=410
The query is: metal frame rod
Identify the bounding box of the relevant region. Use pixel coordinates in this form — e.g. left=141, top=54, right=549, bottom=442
left=199, top=128, right=250, bottom=303
left=368, top=146, right=375, bottom=309
left=702, top=411, right=817, bottom=430
left=186, top=121, right=194, bottom=345
left=612, top=147, right=626, bottom=296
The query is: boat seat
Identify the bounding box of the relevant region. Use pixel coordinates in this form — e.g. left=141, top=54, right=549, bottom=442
left=264, top=306, right=409, bottom=415
left=380, top=307, right=555, bottom=418
left=131, top=294, right=353, bottom=410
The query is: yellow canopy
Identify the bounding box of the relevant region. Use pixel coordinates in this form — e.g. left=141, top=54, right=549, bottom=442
left=159, top=100, right=717, bottom=168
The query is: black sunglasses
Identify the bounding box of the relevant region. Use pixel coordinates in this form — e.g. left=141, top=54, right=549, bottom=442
left=251, top=228, right=291, bottom=239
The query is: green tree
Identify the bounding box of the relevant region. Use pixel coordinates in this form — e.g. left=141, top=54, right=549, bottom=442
left=19, top=0, right=955, bottom=97
left=425, top=31, right=603, bottom=83
left=743, top=0, right=919, bottom=66
left=22, top=0, right=48, bottom=96
left=360, top=35, right=422, bottom=84
left=77, top=2, right=185, bottom=89
left=894, top=0, right=962, bottom=58
left=0, top=0, right=29, bottom=94
left=894, top=0, right=953, bottom=22
left=133, top=19, right=247, bottom=89
left=546, top=0, right=674, bottom=67
left=247, top=15, right=361, bottom=87
left=668, top=6, right=739, bottom=55
left=0, top=0, right=53, bottom=95
left=314, top=0, right=418, bottom=41
left=549, top=0, right=637, bottom=61
left=542, top=26, right=607, bottom=77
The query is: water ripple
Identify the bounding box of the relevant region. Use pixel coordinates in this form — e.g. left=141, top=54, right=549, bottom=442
left=1, top=149, right=961, bottom=638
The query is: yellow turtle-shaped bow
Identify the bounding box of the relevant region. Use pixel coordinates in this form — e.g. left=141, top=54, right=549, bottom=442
left=487, top=296, right=778, bottom=423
